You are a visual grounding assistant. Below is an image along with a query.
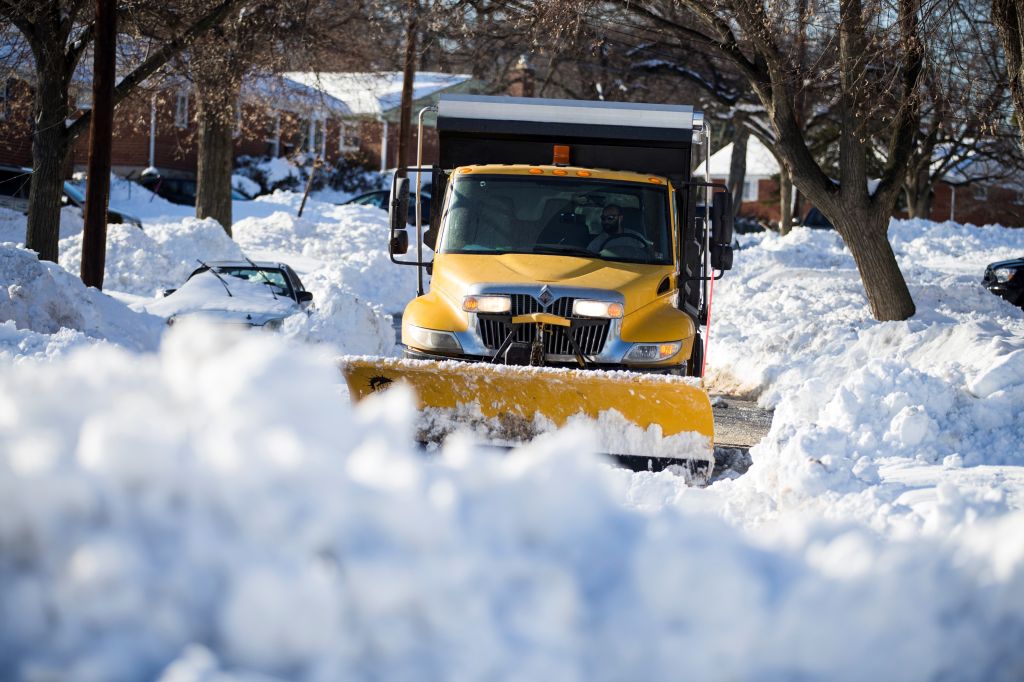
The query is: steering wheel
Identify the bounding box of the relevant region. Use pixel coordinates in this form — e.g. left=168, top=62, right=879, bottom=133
left=600, top=232, right=650, bottom=251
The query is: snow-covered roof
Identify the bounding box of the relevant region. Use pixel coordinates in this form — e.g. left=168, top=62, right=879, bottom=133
left=246, top=76, right=351, bottom=117
left=282, top=71, right=473, bottom=117
left=695, top=136, right=780, bottom=177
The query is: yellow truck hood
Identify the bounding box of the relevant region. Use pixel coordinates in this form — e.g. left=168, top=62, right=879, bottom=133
left=432, top=252, right=671, bottom=312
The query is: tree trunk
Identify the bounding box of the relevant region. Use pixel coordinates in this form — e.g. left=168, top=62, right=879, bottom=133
left=25, top=55, right=72, bottom=262
left=994, top=0, right=1024, bottom=151
left=727, top=123, right=748, bottom=219
left=833, top=209, right=915, bottom=320
left=81, top=0, right=117, bottom=290
left=396, top=1, right=418, bottom=177
left=779, top=166, right=793, bottom=235
left=903, top=166, right=931, bottom=219
left=195, top=82, right=236, bottom=236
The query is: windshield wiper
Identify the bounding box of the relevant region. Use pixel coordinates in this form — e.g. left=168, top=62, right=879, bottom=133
left=244, top=255, right=278, bottom=300
left=197, top=259, right=233, bottom=297
left=533, top=244, right=595, bottom=258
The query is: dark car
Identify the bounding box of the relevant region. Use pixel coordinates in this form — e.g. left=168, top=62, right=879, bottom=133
left=0, top=165, right=143, bottom=228
left=343, top=189, right=431, bottom=226
left=983, top=258, right=1024, bottom=308
left=139, top=175, right=251, bottom=206
left=800, top=206, right=833, bottom=229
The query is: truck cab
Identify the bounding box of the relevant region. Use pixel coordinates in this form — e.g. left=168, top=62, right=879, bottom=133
left=389, top=95, right=733, bottom=377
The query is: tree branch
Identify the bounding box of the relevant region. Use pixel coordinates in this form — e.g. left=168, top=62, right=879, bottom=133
left=67, top=0, right=250, bottom=141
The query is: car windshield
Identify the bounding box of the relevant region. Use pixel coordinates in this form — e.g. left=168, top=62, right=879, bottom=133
left=440, top=174, right=673, bottom=265
left=197, top=266, right=293, bottom=298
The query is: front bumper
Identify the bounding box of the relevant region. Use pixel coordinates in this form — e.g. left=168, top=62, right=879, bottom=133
left=401, top=345, right=685, bottom=374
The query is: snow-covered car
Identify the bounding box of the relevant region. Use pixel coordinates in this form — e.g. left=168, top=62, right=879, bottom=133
left=148, top=261, right=314, bottom=329
left=983, top=257, right=1023, bottom=308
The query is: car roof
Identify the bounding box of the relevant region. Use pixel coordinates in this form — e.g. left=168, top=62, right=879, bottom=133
left=988, top=257, right=1024, bottom=269
left=203, top=260, right=290, bottom=269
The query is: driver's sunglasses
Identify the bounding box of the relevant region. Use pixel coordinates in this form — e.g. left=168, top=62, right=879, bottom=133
left=601, top=214, right=620, bottom=223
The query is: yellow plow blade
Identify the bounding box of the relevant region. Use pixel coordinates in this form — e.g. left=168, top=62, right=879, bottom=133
left=339, top=357, right=714, bottom=461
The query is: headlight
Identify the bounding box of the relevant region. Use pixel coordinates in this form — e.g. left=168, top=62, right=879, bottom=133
left=993, top=268, right=1015, bottom=283
left=624, top=341, right=682, bottom=363
left=573, top=299, right=624, bottom=319
left=407, top=324, right=463, bottom=352
left=262, top=318, right=284, bottom=331
left=463, top=295, right=511, bottom=313
left=166, top=315, right=176, bottom=327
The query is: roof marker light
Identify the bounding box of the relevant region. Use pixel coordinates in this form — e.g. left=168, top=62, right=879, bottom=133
left=576, top=170, right=592, bottom=177
left=529, top=168, right=544, bottom=174
left=552, top=145, right=570, bottom=165
left=648, top=177, right=664, bottom=184
left=552, top=169, right=568, bottom=176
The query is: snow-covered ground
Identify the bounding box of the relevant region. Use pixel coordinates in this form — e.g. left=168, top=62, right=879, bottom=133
left=1, top=192, right=1023, bottom=680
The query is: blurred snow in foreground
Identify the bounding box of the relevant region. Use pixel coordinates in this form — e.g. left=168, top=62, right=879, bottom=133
left=0, top=198, right=1023, bottom=679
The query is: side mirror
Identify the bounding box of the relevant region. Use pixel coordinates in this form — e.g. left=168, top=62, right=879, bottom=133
left=162, top=288, right=177, bottom=297
left=710, top=244, right=733, bottom=271
left=390, top=230, right=409, bottom=255
left=711, top=192, right=734, bottom=245
left=390, top=177, right=410, bottom=233
left=297, top=290, right=314, bottom=304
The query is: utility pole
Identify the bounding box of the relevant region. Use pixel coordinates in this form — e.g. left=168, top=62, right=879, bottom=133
left=396, top=0, right=418, bottom=178
left=81, top=0, right=116, bottom=289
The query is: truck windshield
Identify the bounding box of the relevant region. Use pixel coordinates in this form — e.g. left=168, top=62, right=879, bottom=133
left=440, top=175, right=673, bottom=265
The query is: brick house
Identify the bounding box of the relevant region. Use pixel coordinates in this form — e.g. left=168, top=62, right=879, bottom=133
left=697, top=136, right=1024, bottom=227
left=0, top=72, right=352, bottom=181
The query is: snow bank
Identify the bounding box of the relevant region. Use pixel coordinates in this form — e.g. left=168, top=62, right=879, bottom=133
left=0, top=245, right=163, bottom=354
left=232, top=201, right=419, bottom=313
left=704, top=220, right=1024, bottom=528
left=59, top=218, right=245, bottom=297
left=1, top=326, right=1021, bottom=681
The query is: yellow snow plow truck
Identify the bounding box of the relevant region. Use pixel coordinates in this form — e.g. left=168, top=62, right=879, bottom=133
left=341, top=95, right=734, bottom=476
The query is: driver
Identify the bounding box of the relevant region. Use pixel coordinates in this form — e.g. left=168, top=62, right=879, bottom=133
left=589, top=203, right=647, bottom=251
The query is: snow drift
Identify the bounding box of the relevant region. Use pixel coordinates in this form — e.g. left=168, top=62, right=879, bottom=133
left=0, top=325, right=1021, bottom=681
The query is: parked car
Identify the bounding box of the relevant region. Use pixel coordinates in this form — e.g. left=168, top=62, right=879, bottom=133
left=983, top=258, right=1024, bottom=308
left=799, top=206, right=834, bottom=229
left=0, top=164, right=143, bottom=228
left=149, top=260, right=314, bottom=329
left=343, top=188, right=432, bottom=225
left=138, top=175, right=251, bottom=206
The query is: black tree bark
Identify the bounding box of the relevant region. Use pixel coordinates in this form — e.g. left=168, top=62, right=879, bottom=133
left=994, top=0, right=1024, bottom=151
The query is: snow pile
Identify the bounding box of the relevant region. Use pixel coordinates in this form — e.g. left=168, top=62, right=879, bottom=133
left=705, top=220, right=1024, bottom=526
left=58, top=218, right=246, bottom=297
left=232, top=201, right=419, bottom=313
left=0, top=245, right=163, bottom=355
left=1, top=326, right=1022, bottom=680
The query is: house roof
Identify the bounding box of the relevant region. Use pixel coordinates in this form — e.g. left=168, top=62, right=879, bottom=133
left=695, top=136, right=780, bottom=177
left=282, top=71, right=473, bottom=117
left=246, top=76, right=352, bottom=117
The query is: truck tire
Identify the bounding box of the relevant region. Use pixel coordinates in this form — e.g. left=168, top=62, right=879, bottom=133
left=687, top=333, right=703, bottom=378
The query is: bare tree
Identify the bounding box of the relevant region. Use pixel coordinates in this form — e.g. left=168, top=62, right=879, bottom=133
left=0, top=0, right=247, bottom=263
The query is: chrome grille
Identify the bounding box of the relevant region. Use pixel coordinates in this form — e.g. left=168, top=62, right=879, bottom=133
left=477, top=294, right=611, bottom=356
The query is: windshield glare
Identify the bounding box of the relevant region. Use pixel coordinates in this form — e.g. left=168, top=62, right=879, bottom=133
left=197, top=266, right=292, bottom=297
left=440, top=175, right=672, bottom=265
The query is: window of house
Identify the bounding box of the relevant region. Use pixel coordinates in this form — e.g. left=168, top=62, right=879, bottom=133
left=265, top=113, right=281, bottom=157
left=339, top=120, right=360, bottom=154
left=233, top=100, right=242, bottom=138
left=742, top=178, right=759, bottom=202
left=973, top=184, right=988, bottom=201
left=303, top=117, right=326, bottom=155
left=174, top=90, right=189, bottom=128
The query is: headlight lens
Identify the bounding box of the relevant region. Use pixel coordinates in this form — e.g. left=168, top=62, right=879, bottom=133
left=166, top=315, right=176, bottom=327
left=407, top=324, right=463, bottom=352
left=573, top=299, right=624, bottom=318
left=993, top=267, right=1015, bottom=283
left=463, top=295, right=511, bottom=313
left=624, top=341, right=682, bottom=363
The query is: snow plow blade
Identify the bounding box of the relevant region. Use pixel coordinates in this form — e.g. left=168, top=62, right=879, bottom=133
left=339, top=357, right=714, bottom=469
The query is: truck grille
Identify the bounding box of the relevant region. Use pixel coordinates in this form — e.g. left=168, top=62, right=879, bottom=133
left=477, top=294, right=611, bottom=356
